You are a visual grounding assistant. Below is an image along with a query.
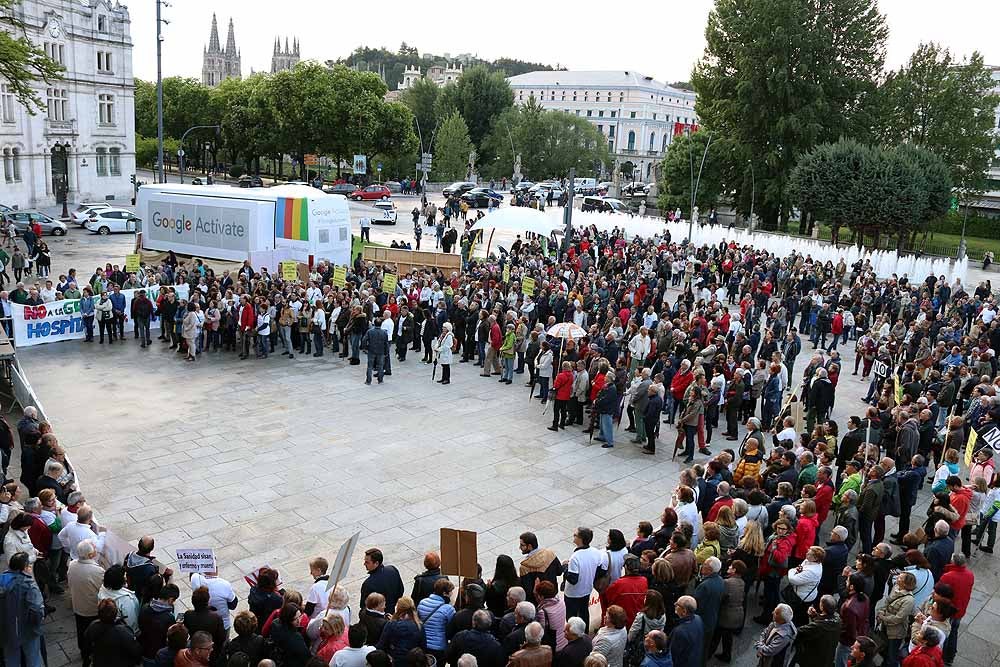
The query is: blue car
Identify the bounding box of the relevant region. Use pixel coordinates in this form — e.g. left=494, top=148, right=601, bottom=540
left=461, top=187, right=503, bottom=208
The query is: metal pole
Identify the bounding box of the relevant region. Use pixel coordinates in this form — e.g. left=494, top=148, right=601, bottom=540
left=959, top=200, right=969, bottom=260
left=155, top=0, right=165, bottom=184
left=562, top=168, right=575, bottom=255
left=748, top=159, right=755, bottom=232
left=178, top=125, right=220, bottom=185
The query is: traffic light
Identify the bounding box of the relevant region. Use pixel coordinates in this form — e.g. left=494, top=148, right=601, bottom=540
left=130, top=174, right=136, bottom=185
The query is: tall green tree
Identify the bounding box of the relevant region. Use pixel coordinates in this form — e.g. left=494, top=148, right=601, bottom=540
left=326, top=65, right=389, bottom=176
left=399, top=78, right=439, bottom=151
left=267, top=63, right=339, bottom=179
left=433, top=112, right=474, bottom=182
left=692, top=0, right=888, bottom=230
left=216, top=74, right=278, bottom=173
left=881, top=43, right=1000, bottom=200
left=656, top=131, right=735, bottom=214
left=0, top=0, right=63, bottom=111
left=435, top=65, right=513, bottom=148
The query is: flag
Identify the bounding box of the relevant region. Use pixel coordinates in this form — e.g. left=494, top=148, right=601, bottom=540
left=274, top=197, right=309, bottom=241
left=965, top=428, right=978, bottom=467
left=894, top=372, right=903, bottom=406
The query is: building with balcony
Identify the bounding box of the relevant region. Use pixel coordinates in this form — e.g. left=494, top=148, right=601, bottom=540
left=0, top=0, right=135, bottom=211
left=506, top=70, right=698, bottom=182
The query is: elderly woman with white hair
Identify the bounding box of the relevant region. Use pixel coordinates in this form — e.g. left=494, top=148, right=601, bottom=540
left=754, top=603, right=796, bottom=667
left=434, top=322, right=455, bottom=385
left=785, top=546, right=824, bottom=625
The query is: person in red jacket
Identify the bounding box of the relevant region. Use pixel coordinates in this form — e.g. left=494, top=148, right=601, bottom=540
left=706, top=483, right=734, bottom=522
left=792, top=501, right=819, bottom=564
left=755, top=518, right=796, bottom=623
left=947, top=476, right=972, bottom=533
left=827, top=310, right=844, bottom=353
left=549, top=362, right=574, bottom=432
left=670, top=360, right=694, bottom=407
left=600, top=555, right=648, bottom=626
left=938, top=554, right=974, bottom=663
left=814, top=467, right=835, bottom=527
left=238, top=295, right=256, bottom=360
left=902, top=626, right=945, bottom=667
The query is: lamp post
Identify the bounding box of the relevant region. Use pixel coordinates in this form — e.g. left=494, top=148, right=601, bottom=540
left=155, top=0, right=169, bottom=184
left=687, top=130, right=714, bottom=244
left=178, top=125, right=220, bottom=184
left=747, top=158, right=755, bottom=232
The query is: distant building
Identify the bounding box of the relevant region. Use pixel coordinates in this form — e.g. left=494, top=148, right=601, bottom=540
left=506, top=70, right=698, bottom=182
left=396, top=63, right=464, bottom=91
left=0, top=0, right=136, bottom=210
left=271, top=36, right=300, bottom=74
left=202, top=14, right=240, bottom=87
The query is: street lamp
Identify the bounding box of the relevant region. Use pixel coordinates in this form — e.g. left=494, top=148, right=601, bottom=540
left=178, top=125, right=220, bottom=184
left=155, top=0, right=170, bottom=184
left=687, top=130, right=714, bottom=244
left=747, top=158, right=755, bottom=232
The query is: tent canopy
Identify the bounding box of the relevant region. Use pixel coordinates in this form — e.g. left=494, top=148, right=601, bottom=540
left=470, top=207, right=564, bottom=236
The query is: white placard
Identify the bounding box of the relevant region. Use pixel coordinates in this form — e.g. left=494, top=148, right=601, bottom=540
left=175, top=548, right=217, bottom=574
left=327, top=531, right=361, bottom=591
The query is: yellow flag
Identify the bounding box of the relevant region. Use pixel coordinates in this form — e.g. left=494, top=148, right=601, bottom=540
left=894, top=373, right=904, bottom=406
left=965, top=429, right=978, bottom=467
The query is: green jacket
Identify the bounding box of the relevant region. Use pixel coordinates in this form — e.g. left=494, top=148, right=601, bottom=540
left=798, top=463, right=818, bottom=487
left=500, top=331, right=516, bottom=358
left=834, top=472, right=863, bottom=506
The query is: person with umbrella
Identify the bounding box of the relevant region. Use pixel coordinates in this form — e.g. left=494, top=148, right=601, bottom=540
left=549, top=361, right=574, bottom=431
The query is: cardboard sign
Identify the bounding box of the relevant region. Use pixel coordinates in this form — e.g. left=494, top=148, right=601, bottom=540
left=280, top=261, right=298, bottom=281
left=332, top=266, right=347, bottom=287
left=522, top=277, right=536, bottom=296
left=125, top=254, right=141, bottom=273
left=502, top=266, right=510, bottom=284
left=327, top=531, right=361, bottom=591
left=871, top=359, right=888, bottom=380
left=440, top=528, right=478, bottom=578
left=383, top=273, right=398, bottom=294
left=175, top=548, right=217, bottom=574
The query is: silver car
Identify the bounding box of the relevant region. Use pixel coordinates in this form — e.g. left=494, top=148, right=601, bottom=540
left=6, top=210, right=68, bottom=236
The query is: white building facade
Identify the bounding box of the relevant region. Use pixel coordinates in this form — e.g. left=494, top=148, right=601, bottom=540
left=0, top=0, right=135, bottom=211
left=506, top=70, right=698, bottom=182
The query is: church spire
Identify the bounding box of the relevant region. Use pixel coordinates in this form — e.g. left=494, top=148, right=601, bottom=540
left=207, top=13, right=221, bottom=53
left=225, top=18, right=237, bottom=55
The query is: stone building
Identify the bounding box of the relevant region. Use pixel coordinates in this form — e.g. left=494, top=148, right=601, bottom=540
left=202, top=14, right=240, bottom=87
left=271, top=36, right=300, bottom=74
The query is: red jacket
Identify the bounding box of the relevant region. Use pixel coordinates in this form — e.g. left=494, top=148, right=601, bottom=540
left=939, top=563, right=974, bottom=619
left=489, top=322, right=502, bottom=349
left=706, top=497, right=733, bottom=523
left=949, top=487, right=972, bottom=530
left=590, top=371, right=606, bottom=402
left=758, top=534, right=795, bottom=578
left=671, top=370, right=694, bottom=401
left=831, top=313, right=844, bottom=335
left=553, top=370, right=574, bottom=401
left=793, top=515, right=819, bottom=559
left=601, top=574, right=648, bottom=627
left=814, top=482, right=834, bottom=526
left=239, top=303, right=256, bottom=331
left=26, top=514, right=52, bottom=556
left=902, top=645, right=944, bottom=667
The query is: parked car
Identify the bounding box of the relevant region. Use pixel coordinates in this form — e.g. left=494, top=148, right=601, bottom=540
left=324, top=183, right=357, bottom=196
left=461, top=188, right=503, bottom=208
left=84, top=208, right=140, bottom=235
left=622, top=182, right=650, bottom=197
left=372, top=201, right=397, bottom=224
left=573, top=177, right=598, bottom=195
left=237, top=174, right=264, bottom=188
left=597, top=181, right=614, bottom=195
left=384, top=180, right=402, bottom=193
left=0, top=204, right=13, bottom=215
left=529, top=184, right=564, bottom=202
left=510, top=180, right=534, bottom=194
left=581, top=196, right=628, bottom=214
left=72, top=202, right=112, bottom=225
left=442, top=181, right=477, bottom=197
left=6, top=210, right=67, bottom=235
left=350, top=184, right=392, bottom=201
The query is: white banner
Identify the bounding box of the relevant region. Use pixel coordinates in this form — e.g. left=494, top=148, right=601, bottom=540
left=11, top=284, right=190, bottom=347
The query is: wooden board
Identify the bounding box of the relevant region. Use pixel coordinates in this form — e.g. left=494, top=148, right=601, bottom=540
left=440, top=528, right=478, bottom=578
left=363, top=246, right=462, bottom=276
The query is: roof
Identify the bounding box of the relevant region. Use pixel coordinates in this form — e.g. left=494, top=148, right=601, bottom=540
left=507, top=70, right=696, bottom=98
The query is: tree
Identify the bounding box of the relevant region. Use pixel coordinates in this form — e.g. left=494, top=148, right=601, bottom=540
left=399, top=78, right=439, bottom=150
left=433, top=112, right=474, bottom=182
left=881, top=43, right=1000, bottom=200
left=657, top=131, right=734, bottom=214
left=267, top=63, right=339, bottom=179
left=692, top=0, right=888, bottom=230
left=216, top=74, right=278, bottom=174
left=435, top=65, right=513, bottom=148
left=0, top=0, right=63, bottom=112
left=326, top=65, right=390, bottom=176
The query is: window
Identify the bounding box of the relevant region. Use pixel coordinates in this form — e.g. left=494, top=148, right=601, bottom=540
left=586, top=110, right=592, bottom=117
left=608, top=139, right=614, bottom=152
left=98, top=94, right=114, bottom=124
left=662, top=135, right=669, bottom=152
left=11, top=148, right=19, bottom=182
left=98, top=15, right=108, bottom=32
left=550, top=92, right=555, bottom=101
left=518, top=91, right=523, bottom=101
left=98, top=51, right=113, bottom=73
left=608, top=125, right=615, bottom=138
left=598, top=110, right=604, bottom=118
left=649, top=133, right=656, bottom=151
left=627, top=131, right=635, bottom=151
left=584, top=92, right=588, bottom=101
left=1, top=85, right=15, bottom=123
left=653, top=113, right=657, bottom=120
left=596, top=93, right=601, bottom=102
left=597, top=125, right=603, bottom=134
left=46, top=88, right=68, bottom=121
left=44, top=42, right=65, bottom=65
left=109, top=147, right=121, bottom=176
left=575, top=110, right=580, bottom=116
left=96, top=147, right=107, bottom=176
left=572, top=92, right=577, bottom=101
left=2, top=149, right=11, bottom=183
left=611, top=111, right=616, bottom=118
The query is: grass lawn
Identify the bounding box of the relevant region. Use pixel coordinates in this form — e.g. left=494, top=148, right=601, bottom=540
left=801, top=223, right=1000, bottom=259
left=351, top=235, right=386, bottom=259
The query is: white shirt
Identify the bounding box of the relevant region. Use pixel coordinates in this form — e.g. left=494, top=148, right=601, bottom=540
left=190, top=573, right=236, bottom=629
left=786, top=561, right=822, bottom=602
left=306, top=578, right=330, bottom=619
left=675, top=501, right=701, bottom=548
left=565, top=546, right=604, bottom=598
left=380, top=317, right=394, bottom=341
left=40, top=287, right=57, bottom=302
left=982, top=307, right=996, bottom=325
left=331, top=645, right=375, bottom=667
left=59, top=520, right=105, bottom=560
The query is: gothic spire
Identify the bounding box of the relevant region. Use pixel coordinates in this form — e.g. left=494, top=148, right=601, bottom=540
left=225, top=18, right=237, bottom=55
left=207, top=13, right=221, bottom=53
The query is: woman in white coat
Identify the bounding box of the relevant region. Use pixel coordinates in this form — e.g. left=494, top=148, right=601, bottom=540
left=434, top=322, right=455, bottom=385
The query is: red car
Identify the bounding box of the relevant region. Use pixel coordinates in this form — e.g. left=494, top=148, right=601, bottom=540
left=349, top=184, right=392, bottom=201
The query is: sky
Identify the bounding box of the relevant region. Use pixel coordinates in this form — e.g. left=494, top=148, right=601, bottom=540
left=130, top=0, right=1000, bottom=83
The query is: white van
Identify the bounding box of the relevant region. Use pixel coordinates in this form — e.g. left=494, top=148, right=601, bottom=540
left=573, top=178, right=598, bottom=194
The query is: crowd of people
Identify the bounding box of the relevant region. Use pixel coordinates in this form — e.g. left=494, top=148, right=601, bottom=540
left=1, top=224, right=1000, bottom=667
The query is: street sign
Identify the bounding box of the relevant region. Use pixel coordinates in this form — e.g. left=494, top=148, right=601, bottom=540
left=415, top=163, right=424, bottom=172
left=422, top=152, right=432, bottom=160
left=352, top=155, right=367, bottom=175
left=176, top=149, right=184, bottom=157
left=377, top=162, right=383, bottom=171
left=304, top=154, right=319, bottom=166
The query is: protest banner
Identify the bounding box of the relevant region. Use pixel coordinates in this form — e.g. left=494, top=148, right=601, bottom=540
left=440, top=528, right=478, bottom=578
left=175, top=548, right=217, bottom=574
left=125, top=254, right=141, bottom=273
left=281, top=261, right=298, bottom=281
left=10, top=284, right=190, bottom=347
left=327, top=531, right=362, bottom=591
left=332, top=266, right=347, bottom=287
left=502, top=266, right=510, bottom=285
left=522, top=277, right=536, bottom=296
left=383, top=273, right=398, bottom=294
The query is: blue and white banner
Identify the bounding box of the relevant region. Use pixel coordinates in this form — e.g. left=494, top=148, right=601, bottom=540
left=11, top=284, right=190, bottom=347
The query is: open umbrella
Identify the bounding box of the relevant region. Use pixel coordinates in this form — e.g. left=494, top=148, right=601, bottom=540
left=545, top=322, right=588, bottom=340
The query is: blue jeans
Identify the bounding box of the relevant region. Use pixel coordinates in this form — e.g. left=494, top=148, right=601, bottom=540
left=4, top=635, right=43, bottom=667
left=366, top=354, right=384, bottom=383
left=943, top=616, right=960, bottom=662
left=599, top=413, right=614, bottom=445
left=683, top=424, right=697, bottom=459
left=351, top=333, right=362, bottom=359
left=477, top=340, right=486, bottom=365
left=835, top=643, right=851, bottom=667
left=501, top=357, right=514, bottom=381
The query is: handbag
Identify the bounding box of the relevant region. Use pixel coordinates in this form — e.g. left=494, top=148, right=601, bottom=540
left=593, top=551, right=613, bottom=593
left=625, top=616, right=647, bottom=667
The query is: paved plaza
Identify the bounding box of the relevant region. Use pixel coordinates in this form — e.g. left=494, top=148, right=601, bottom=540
left=11, top=286, right=1000, bottom=667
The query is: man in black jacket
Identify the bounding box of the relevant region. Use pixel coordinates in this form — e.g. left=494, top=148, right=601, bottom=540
left=410, top=552, right=446, bottom=605
left=448, top=609, right=504, bottom=667
left=594, top=371, right=619, bottom=448
left=555, top=617, right=593, bottom=667
left=358, top=593, right=389, bottom=645
left=360, top=548, right=404, bottom=613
